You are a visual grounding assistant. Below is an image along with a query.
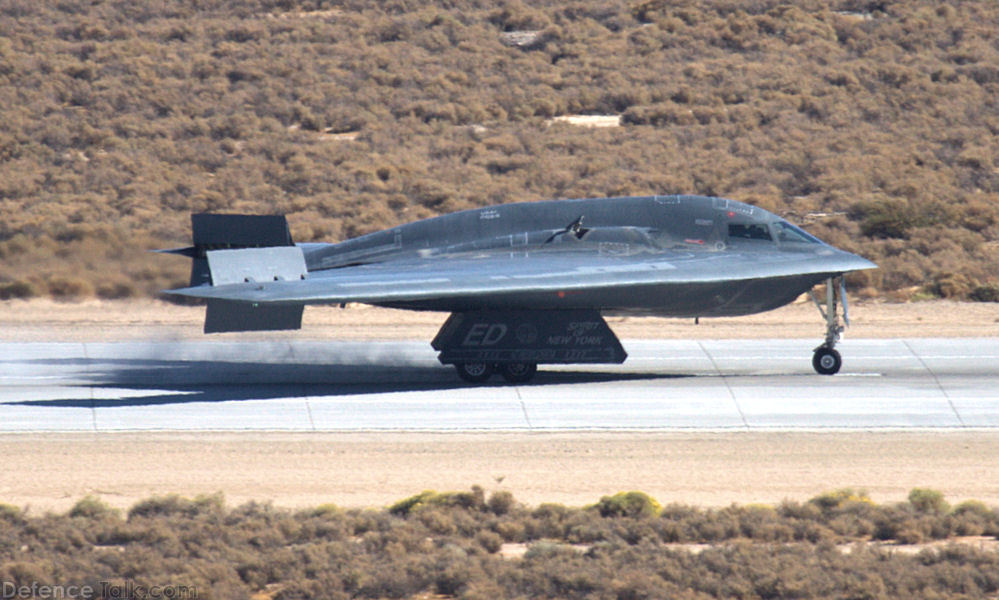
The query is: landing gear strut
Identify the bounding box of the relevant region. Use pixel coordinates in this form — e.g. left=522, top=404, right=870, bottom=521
left=811, top=276, right=849, bottom=375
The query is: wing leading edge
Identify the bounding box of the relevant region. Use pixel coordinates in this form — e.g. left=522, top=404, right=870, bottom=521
left=167, top=245, right=876, bottom=313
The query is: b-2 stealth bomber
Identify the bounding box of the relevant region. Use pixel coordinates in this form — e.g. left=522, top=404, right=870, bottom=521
left=164, top=195, right=876, bottom=383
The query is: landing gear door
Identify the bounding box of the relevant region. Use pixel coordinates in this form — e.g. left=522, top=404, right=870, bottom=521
left=432, top=310, right=627, bottom=365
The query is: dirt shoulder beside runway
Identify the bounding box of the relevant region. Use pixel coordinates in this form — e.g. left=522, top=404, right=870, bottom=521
left=1, top=298, right=998, bottom=342
left=2, top=432, right=998, bottom=513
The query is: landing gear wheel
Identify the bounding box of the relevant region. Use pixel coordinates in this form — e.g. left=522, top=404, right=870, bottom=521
left=810, top=276, right=850, bottom=376
left=499, top=362, right=538, bottom=383
left=454, top=362, right=494, bottom=383
left=812, top=347, right=842, bottom=375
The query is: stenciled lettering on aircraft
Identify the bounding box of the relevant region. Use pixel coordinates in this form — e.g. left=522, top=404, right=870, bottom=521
left=569, top=321, right=603, bottom=345
left=462, top=323, right=507, bottom=346
left=695, top=219, right=713, bottom=227
left=548, top=321, right=604, bottom=346
left=479, top=209, right=501, bottom=220
left=515, top=323, right=538, bottom=344
left=568, top=321, right=599, bottom=335
left=728, top=204, right=755, bottom=217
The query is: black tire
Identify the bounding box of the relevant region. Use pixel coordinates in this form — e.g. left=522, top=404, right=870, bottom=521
left=812, top=347, right=842, bottom=375
left=455, top=362, right=494, bottom=383
left=499, top=362, right=538, bottom=383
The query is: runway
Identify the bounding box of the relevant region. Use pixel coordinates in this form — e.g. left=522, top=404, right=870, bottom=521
left=0, top=338, right=997, bottom=432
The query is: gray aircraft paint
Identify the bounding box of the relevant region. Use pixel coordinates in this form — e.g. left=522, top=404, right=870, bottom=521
left=170, top=195, right=874, bottom=318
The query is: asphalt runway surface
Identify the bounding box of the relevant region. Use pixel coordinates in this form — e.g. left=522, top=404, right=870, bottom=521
left=1, top=338, right=997, bottom=432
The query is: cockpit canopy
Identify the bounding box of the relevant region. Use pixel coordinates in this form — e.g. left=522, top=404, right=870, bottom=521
left=727, top=220, right=822, bottom=245
left=772, top=220, right=822, bottom=244
left=728, top=223, right=772, bottom=241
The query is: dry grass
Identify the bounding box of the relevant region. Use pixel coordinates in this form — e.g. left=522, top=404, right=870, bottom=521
left=1, top=1, right=998, bottom=301
left=1, top=475, right=998, bottom=599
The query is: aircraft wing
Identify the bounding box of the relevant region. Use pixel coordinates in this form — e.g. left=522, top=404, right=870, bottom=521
left=167, top=245, right=876, bottom=307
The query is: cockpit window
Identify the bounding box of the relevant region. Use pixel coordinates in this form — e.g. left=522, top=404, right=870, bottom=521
left=774, top=221, right=822, bottom=244
left=728, top=223, right=772, bottom=241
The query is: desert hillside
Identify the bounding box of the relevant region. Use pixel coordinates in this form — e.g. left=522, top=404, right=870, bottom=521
left=1, top=0, right=998, bottom=301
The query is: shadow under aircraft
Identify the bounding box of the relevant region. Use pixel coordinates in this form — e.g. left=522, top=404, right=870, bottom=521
left=9, top=355, right=687, bottom=408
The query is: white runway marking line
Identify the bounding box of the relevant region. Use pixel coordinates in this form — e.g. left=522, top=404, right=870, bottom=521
left=833, top=373, right=883, bottom=377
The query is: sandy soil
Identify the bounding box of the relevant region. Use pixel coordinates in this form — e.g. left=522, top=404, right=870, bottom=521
left=1, top=432, right=998, bottom=514
left=1, top=298, right=998, bottom=342
left=546, top=114, right=622, bottom=128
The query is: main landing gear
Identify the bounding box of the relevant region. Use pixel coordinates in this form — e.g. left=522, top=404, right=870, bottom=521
left=435, top=309, right=626, bottom=385
left=454, top=362, right=494, bottom=384
left=811, top=276, right=849, bottom=375
left=454, top=362, right=539, bottom=384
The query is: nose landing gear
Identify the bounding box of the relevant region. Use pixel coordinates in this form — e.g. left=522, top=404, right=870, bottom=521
left=811, top=276, right=849, bottom=375
left=812, top=346, right=842, bottom=375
